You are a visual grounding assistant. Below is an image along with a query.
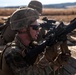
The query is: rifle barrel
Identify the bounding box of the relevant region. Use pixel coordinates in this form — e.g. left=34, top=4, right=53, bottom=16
left=59, top=20, right=76, bottom=36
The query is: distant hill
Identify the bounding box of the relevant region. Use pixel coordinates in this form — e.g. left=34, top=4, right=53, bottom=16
left=0, top=2, right=76, bottom=8
left=43, top=2, right=76, bottom=8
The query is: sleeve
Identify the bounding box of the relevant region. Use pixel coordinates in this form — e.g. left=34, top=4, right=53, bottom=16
left=4, top=48, right=28, bottom=75
left=4, top=48, right=53, bottom=75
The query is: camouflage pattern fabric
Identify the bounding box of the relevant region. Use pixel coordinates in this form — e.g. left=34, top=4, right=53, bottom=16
left=0, top=25, right=16, bottom=45
left=28, top=0, right=42, bottom=14
left=45, top=41, right=71, bottom=69
left=0, top=17, right=16, bottom=45
left=2, top=45, right=53, bottom=75
left=2, top=25, right=16, bottom=43
left=0, top=36, right=5, bottom=45
left=10, top=8, right=39, bottom=30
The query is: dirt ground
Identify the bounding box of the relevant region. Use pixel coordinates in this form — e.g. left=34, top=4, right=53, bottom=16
left=69, top=46, right=76, bottom=59
left=67, top=30, right=76, bottom=59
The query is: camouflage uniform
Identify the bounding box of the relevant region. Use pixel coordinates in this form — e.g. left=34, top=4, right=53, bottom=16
left=2, top=8, right=53, bottom=75
left=2, top=42, right=52, bottom=75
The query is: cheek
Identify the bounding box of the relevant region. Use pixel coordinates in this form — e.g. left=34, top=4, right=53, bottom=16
left=30, top=29, right=35, bottom=36
left=30, top=28, right=37, bottom=38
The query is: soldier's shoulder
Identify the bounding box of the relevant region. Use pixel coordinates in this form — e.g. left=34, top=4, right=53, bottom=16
left=3, top=44, right=19, bottom=57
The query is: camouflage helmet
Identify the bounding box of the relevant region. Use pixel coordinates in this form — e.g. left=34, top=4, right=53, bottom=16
left=28, top=0, right=42, bottom=14
left=10, top=8, right=39, bottom=30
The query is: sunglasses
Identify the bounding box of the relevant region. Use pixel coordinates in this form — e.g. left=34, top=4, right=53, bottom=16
left=30, top=25, right=40, bottom=30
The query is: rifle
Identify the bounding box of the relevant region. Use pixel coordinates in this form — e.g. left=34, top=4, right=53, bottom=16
left=24, top=19, right=76, bottom=65
left=42, top=17, right=56, bottom=24
left=40, top=17, right=56, bottom=30
left=70, top=18, right=76, bottom=23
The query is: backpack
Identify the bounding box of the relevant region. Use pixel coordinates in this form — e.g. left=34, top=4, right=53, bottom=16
left=0, top=17, right=16, bottom=45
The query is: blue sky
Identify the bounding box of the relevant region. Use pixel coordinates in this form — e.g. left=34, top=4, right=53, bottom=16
left=0, top=0, right=76, bottom=7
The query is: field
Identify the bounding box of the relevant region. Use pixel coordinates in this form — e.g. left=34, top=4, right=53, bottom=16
left=0, top=8, right=76, bottom=23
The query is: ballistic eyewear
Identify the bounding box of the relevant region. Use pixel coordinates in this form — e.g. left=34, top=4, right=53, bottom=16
left=30, top=25, right=40, bottom=30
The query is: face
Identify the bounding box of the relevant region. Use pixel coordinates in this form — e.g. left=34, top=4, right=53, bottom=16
left=29, top=20, right=40, bottom=40
left=17, top=20, right=40, bottom=46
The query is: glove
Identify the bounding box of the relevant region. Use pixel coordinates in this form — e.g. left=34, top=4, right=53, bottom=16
left=46, top=36, right=56, bottom=46
left=62, top=50, right=71, bottom=60
left=57, top=35, right=67, bottom=42
left=58, top=50, right=71, bottom=62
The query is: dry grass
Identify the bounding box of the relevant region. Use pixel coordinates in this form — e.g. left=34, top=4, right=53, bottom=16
left=0, top=8, right=76, bottom=23
left=40, top=15, right=76, bottom=23
left=42, top=8, right=76, bottom=22
left=42, top=8, right=76, bottom=15
left=0, top=8, right=16, bottom=16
